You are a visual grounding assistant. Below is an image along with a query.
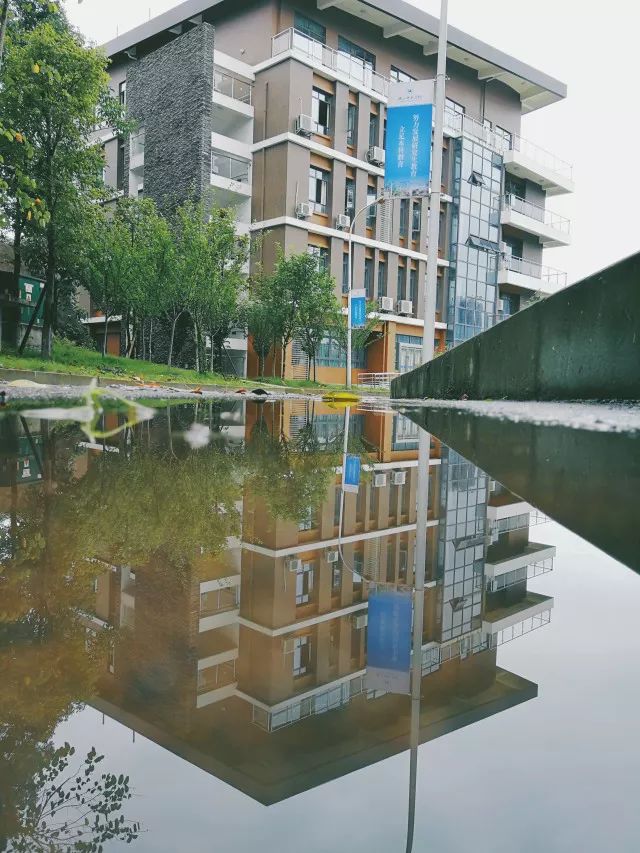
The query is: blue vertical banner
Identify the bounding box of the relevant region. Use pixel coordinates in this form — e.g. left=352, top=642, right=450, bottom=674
left=384, top=80, right=434, bottom=197
left=351, top=296, right=367, bottom=329
left=366, top=590, right=413, bottom=694
left=343, top=454, right=361, bottom=494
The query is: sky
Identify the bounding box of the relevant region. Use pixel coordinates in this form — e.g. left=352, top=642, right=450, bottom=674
left=62, top=0, right=640, bottom=285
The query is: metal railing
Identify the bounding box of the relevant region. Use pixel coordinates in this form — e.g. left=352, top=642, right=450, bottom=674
left=211, top=151, right=251, bottom=184
left=357, top=372, right=398, bottom=389
left=213, top=68, right=253, bottom=105
left=503, top=193, right=571, bottom=234
left=272, top=28, right=389, bottom=97
left=500, top=254, right=568, bottom=288
left=443, top=107, right=573, bottom=182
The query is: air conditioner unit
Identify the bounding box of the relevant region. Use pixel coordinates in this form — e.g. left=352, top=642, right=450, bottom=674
left=378, top=295, right=393, bottom=312
left=500, top=241, right=511, bottom=255
left=397, top=299, right=413, bottom=315
left=295, top=114, right=314, bottom=137
left=392, top=470, right=406, bottom=486
left=498, top=299, right=505, bottom=312
left=326, top=549, right=340, bottom=564
left=373, top=472, right=387, bottom=488
left=336, top=213, right=351, bottom=230
left=353, top=613, right=368, bottom=630
left=367, top=146, right=385, bottom=167
left=295, top=201, right=311, bottom=219
left=286, top=557, right=302, bottom=573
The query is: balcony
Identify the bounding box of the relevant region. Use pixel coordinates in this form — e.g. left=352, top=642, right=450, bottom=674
left=213, top=68, right=253, bottom=106
left=271, top=28, right=389, bottom=98
left=443, top=108, right=574, bottom=197
left=213, top=68, right=254, bottom=139
left=485, top=542, right=556, bottom=580
left=210, top=151, right=252, bottom=203
left=498, top=254, right=568, bottom=296
left=483, top=592, right=554, bottom=636
left=501, top=194, right=571, bottom=247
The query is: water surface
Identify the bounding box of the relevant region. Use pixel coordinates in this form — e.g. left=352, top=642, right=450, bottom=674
left=1, top=400, right=638, bottom=852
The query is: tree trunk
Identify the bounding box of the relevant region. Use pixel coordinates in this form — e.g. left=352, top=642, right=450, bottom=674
left=102, top=314, right=110, bottom=357
left=0, top=0, right=10, bottom=76
left=9, top=210, right=22, bottom=350
left=148, top=319, right=153, bottom=362
left=210, top=334, right=215, bottom=374
left=40, top=225, right=55, bottom=360
left=258, top=353, right=264, bottom=376
left=193, top=318, right=200, bottom=373
left=168, top=312, right=181, bottom=366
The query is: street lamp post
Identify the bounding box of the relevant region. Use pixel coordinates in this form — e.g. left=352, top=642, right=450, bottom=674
left=346, top=195, right=388, bottom=389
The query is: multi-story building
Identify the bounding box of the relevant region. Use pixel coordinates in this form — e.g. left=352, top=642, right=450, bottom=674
left=98, top=0, right=573, bottom=380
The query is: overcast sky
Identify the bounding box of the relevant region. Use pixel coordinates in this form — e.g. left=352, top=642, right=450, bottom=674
left=63, top=0, right=640, bottom=284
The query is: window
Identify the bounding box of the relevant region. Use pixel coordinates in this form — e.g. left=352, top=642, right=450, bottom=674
left=505, top=175, right=526, bottom=198
left=409, top=268, right=418, bottom=311
left=116, top=137, right=125, bottom=191
left=292, top=635, right=312, bottom=676
left=347, top=102, right=358, bottom=147
left=298, top=506, right=316, bottom=531
left=312, top=87, right=332, bottom=135
left=332, top=563, right=342, bottom=592
left=369, top=482, right=378, bottom=522
left=295, top=562, right=315, bottom=605
left=316, top=337, right=366, bottom=368
left=377, top=261, right=387, bottom=297
left=308, top=244, right=329, bottom=272
left=309, top=166, right=330, bottom=214
left=411, top=202, right=421, bottom=241
left=118, top=81, right=127, bottom=106
left=345, top=177, right=355, bottom=218
left=468, top=170, right=485, bottom=186
left=495, top=125, right=513, bottom=148
left=334, top=486, right=342, bottom=526
left=366, top=186, right=377, bottom=229
left=294, top=12, right=326, bottom=43
left=368, top=113, right=379, bottom=148
left=364, top=257, right=374, bottom=299
left=445, top=97, right=465, bottom=115
left=399, top=198, right=410, bottom=238
left=390, top=65, right=416, bottom=84
left=342, top=253, right=350, bottom=293
left=338, top=35, right=376, bottom=70
left=397, top=266, right=406, bottom=301
left=503, top=235, right=523, bottom=258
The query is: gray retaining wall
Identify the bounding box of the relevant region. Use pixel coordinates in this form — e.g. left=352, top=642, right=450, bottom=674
left=392, top=251, right=640, bottom=401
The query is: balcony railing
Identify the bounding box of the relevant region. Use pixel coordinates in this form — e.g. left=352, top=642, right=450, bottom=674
left=443, top=108, right=573, bottom=182
left=213, top=68, right=253, bottom=105
left=500, top=254, right=568, bottom=288
left=211, top=151, right=251, bottom=184
left=272, top=28, right=389, bottom=97
left=503, top=193, right=571, bottom=234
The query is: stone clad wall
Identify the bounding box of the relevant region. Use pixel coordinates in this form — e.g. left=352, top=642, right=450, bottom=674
left=126, top=23, right=215, bottom=211
left=391, top=252, right=640, bottom=401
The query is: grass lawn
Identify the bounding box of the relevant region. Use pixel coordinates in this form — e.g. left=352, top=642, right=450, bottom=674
left=0, top=340, right=376, bottom=393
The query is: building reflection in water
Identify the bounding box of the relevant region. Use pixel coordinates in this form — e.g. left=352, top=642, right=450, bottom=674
left=0, top=402, right=555, bottom=820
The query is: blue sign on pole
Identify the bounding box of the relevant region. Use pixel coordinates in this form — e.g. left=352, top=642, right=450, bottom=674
left=343, top=454, right=361, bottom=494
left=351, top=296, right=367, bottom=329
left=366, top=590, right=413, bottom=694
left=385, top=80, right=434, bottom=198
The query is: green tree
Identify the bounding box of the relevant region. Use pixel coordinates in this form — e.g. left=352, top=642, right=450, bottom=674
left=172, top=200, right=248, bottom=373
left=295, top=255, right=341, bottom=380
left=265, top=249, right=311, bottom=379
left=2, top=21, right=124, bottom=358
left=247, top=296, right=275, bottom=377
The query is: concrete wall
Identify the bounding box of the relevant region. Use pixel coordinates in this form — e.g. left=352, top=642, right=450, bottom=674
left=392, top=251, right=640, bottom=401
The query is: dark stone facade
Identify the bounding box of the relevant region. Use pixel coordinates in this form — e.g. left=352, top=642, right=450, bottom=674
left=125, top=22, right=215, bottom=212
